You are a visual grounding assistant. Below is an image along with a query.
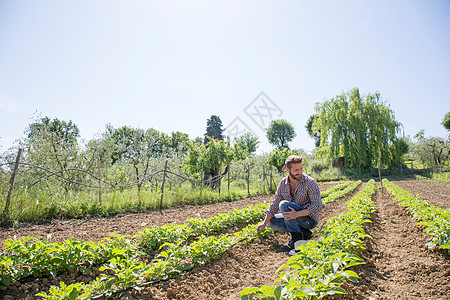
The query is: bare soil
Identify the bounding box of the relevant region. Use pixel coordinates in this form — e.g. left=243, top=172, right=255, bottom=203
left=1, top=179, right=449, bottom=300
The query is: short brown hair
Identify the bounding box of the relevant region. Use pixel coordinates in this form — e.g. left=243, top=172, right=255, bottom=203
left=285, top=155, right=303, bottom=169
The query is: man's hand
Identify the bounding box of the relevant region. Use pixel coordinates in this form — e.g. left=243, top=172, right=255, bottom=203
left=282, top=207, right=299, bottom=220
left=257, top=223, right=266, bottom=233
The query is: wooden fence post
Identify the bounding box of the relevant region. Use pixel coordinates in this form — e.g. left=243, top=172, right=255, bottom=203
left=270, top=166, right=273, bottom=191
left=3, top=148, right=22, bottom=217
left=247, top=164, right=250, bottom=196
left=159, top=160, right=168, bottom=215
left=262, top=164, right=266, bottom=193
left=227, top=164, right=230, bottom=191
left=200, top=162, right=204, bottom=198
left=97, top=155, right=102, bottom=205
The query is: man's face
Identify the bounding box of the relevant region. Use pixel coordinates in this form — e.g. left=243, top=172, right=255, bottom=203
left=287, top=163, right=303, bottom=181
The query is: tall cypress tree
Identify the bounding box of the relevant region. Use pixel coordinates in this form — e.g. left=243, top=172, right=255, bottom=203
left=204, top=115, right=224, bottom=144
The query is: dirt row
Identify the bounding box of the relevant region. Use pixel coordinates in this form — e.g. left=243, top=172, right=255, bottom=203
left=393, top=178, right=450, bottom=209
left=331, top=183, right=450, bottom=299
left=1, top=179, right=449, bottom=299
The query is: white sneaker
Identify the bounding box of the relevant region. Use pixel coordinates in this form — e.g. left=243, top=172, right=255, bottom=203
left=288, top=240, right=308, bottom=256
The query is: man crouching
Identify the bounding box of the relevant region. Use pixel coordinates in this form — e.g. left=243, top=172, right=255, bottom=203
left=257, top=155, right=322, bottom=253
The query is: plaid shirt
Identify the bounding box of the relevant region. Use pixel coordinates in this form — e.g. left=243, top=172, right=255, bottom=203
left=267, top=174, right=322, bottom=222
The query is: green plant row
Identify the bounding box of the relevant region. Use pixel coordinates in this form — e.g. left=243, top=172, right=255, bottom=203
left=0, top=233, right=136, bottom=288
left=241, top=179, right=377, bottom=300
left=138, top=203, right=269, bottom=251
left=319, top=181, right=352, bottom=198
left=321, top=180, right=362, bottom=205
left=382, top=179, right=450, bottom=252
left=0, top=203, right=269, bottom=288
left=37, top=224, right=275, bottom=299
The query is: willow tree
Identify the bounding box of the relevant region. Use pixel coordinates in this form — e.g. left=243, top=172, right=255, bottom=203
left=314, top=88, right=403, bottom=172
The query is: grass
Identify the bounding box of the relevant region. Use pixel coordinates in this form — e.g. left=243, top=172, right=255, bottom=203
left=403, top=160, right=425, bottom=169
left=414, top=173, right=450, bottom=187
left=0, top=176, right=282, bottom=226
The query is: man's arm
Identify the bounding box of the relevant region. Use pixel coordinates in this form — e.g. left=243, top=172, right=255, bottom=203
left=305, top=180, right=322, bottom=215
left=257, top=213, right=273, bottom=232
left=257, top=180, right=284, bottom=232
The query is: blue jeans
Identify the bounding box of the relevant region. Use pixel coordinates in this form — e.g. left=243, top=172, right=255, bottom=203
left=268, top=200, right=318, bottom=233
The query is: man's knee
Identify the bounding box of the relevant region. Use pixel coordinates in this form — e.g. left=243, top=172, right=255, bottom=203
left=279, top=200, right=291, bottom=212
left=279, top=201, right=303, bottom=213
left=298, top=218, right=317, bottom=230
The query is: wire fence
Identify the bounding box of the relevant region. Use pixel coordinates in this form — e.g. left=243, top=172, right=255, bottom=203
left=392, top=161, right=450, bottom=176
left=0, top=149, right=278, bottom=217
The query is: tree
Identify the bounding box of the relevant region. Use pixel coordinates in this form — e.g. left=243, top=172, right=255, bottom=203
left=170, top=131, right=190, bottom=154
left=425, top=137, right=449, bottom=166
left=105, top=125, right=165, bottom=194
left=442, top=112, right=450, bottom=131
left=183, top=137, right=244, bottom=189
left=389, top=138, right=410, bottom=168
left=305, top=114, right=321, bottom=148
left=24, top=116, right=81, bottom=194
left=266, top=147, right=305, bottom=173
left=234, top=132, right=260, bottom=156
left=27, top=116, right=79, bottom=151
left=314, top=88, right=402, bottom=171
left=412, top=136, right=449, bottom=167
left=266, top=119, right=296, bottom=149
left=414, top=129, right=425, bottom=141
left=204, top=115, right=224, bottom=144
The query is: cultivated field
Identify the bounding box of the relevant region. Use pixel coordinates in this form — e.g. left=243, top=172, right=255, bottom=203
left=0, top=179, right=449, bottom=299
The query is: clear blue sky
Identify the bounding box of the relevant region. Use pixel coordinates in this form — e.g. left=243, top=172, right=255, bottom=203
left=1, top=0, right=449, bottom=155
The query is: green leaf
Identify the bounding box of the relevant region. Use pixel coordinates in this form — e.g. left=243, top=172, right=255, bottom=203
left=327, top=286, right=347, bottom=295
left=241, top=287, right=260, bottom=297
left=299, top=286, right=317, bottom=296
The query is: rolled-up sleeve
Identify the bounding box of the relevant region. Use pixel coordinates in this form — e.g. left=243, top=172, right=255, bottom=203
left=305, top=180, right=322, bottom=218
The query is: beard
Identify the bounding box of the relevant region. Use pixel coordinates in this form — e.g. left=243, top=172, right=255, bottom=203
left=288, top=170, right=302, bottom=181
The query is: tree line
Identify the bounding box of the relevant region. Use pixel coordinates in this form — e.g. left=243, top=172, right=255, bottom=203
left=1, top=87, right=449, bottom=197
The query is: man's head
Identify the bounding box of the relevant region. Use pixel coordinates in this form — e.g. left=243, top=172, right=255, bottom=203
left=285, top=155, right=303, bottom=181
